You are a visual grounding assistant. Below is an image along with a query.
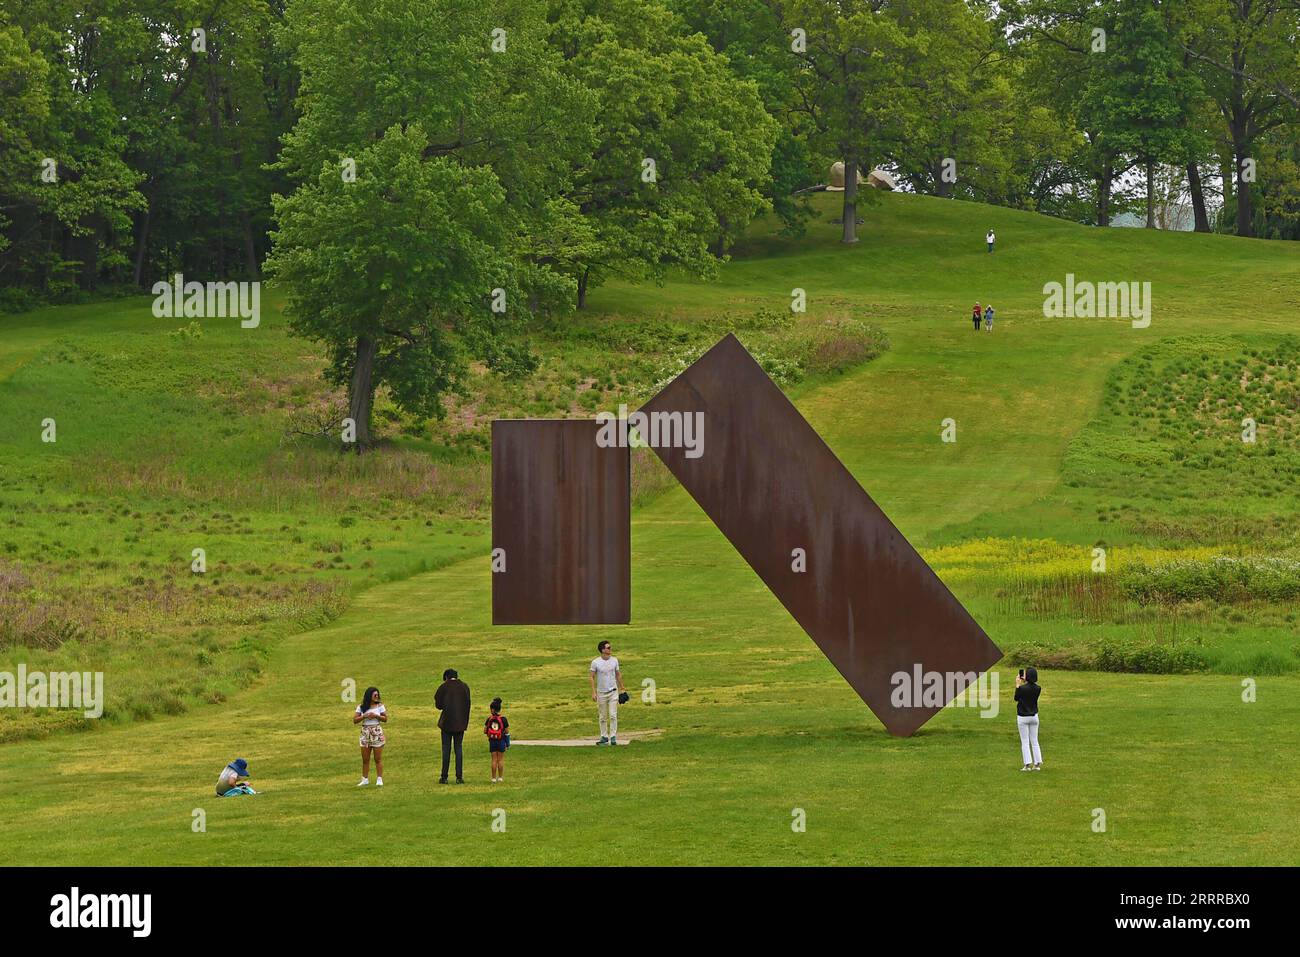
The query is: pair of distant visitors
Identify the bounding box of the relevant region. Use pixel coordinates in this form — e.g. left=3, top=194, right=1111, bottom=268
left=971, top=302, right=994, bottom=331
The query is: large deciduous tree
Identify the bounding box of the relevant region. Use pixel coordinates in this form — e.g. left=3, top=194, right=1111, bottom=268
left=778, top=0, right=922, bottom=244
left=547, top=0, right=777, bottom=307
left=268, top=0, right=594, bottom=449
left=1095, top=0, right=1205, bottom=229
left=1184, top=0, right=1298, bottom=237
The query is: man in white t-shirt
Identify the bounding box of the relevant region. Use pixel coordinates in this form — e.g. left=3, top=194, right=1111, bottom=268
left=588, top=640, right=626, bottom=746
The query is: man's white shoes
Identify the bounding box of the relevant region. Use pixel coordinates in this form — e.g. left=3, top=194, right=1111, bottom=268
left=357, top=778, right=369, bottom=787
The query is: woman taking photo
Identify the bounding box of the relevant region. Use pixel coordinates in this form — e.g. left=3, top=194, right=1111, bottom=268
left=1014, top=667, right=1043, bottom=771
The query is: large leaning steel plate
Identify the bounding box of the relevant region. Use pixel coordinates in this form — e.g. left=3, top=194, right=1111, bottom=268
left=638, top=334, right=1002, bottom=736
left=491, top=419, right=630, bottom=624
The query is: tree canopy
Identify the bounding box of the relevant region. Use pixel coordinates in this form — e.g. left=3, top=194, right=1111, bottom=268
left=5, top=0, right=1300, bottom=444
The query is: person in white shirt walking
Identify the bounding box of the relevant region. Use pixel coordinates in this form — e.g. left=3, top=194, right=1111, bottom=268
left=986, top=228, right=996, bottom=252
left=589, top=640, right=626, bottom=746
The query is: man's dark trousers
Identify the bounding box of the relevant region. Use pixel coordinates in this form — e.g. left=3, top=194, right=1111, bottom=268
left=440, top=730, right=464, bottom=782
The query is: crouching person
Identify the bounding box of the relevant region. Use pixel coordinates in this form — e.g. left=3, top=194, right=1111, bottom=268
left=216, top=757, right=255, bottom=796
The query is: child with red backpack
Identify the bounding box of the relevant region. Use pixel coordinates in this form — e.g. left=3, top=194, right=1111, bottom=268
left=483, top=697, right=510, bottom=783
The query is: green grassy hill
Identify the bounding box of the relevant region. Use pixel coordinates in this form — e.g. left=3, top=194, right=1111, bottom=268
left=2, top=191, right=1299, bottom=864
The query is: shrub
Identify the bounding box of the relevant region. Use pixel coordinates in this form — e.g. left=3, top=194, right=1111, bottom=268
left=1121, top=556, right=1300, bottom=604
left=1094, top=643, right=1210, bottom=674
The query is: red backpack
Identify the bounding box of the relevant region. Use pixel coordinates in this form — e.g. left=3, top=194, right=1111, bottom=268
left=486, top=713, right=506, bottom=740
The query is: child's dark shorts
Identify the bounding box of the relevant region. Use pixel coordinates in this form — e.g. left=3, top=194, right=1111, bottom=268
left=488, top=739, right=507, bottom=753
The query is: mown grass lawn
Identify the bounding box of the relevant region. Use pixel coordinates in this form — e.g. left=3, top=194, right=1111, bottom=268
left=2, top=191, right=1300, bottom=863
left=2, top=537, right=1296, bottom=865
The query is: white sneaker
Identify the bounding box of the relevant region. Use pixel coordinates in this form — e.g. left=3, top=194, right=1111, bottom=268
left=1032, top=765, right=1042, bottom=772
left=1020, top=765, right=1032, bottom=772
left=376, top=777, right=384, bottom=786
left=357, top=778, right=369, bottom=787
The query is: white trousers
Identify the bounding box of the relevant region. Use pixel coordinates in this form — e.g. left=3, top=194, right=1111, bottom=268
left=597, top=689, right=619, bottom=739
left=1017, top=715, right=1042, bottom=765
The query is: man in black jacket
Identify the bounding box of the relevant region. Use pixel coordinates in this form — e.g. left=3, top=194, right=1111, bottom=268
left=435, top=668, right=471, bottom=784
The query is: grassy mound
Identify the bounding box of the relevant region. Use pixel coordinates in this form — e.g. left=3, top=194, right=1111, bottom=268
left=1064, top=334, right=1300, bottom=538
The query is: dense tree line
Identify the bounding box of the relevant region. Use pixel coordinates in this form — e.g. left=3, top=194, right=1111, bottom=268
left=2, top=0, right=1298, bottom=444
left=0, top=0, right=294, bottom=310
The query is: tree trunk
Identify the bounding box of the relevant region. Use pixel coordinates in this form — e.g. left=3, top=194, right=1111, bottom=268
left=576, top=266, right=589, bottom=310
left=206, top=44, right=227, bottom=276
left=133, top=180, right=159, bottom=287
left=1187, top=161, right=1210, bottom=232
left=241, top=212, right=259, bottom=279
left=77, top=214, right=100, bottom=289
left=1233, top=135, right=1254, bottom=237
left=933, top=159, right=953, bottom=198
left=841, top=158, right=859, bottom=244
left=348, top=336, right=377, bottom=452
left=1097, top=163, right=1112, bottom=227
left=1145, top=161, right=1156, bottom=228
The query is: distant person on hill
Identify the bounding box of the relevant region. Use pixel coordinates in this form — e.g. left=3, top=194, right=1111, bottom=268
left=483, top=697, right=510, bottom=783
left=216, top=758, right=254, bottom=796
left=1015, top=667, right=1043, bottom=771
left=984, top=304, right=995, bottom=332
left=589, top=640, right=627, bottom=745
left=435, top=668, right=471, bottom=784
left=353, top=686, right=388, bottom=787
left=972, top=302, right=983, bottom=332
left=986, top=229, right=996, bottom=252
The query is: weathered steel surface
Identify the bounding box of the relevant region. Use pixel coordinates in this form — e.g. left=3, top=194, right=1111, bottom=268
left=491, top=419, right=630, bottom=624
left=638, top=334, right=1002, bottom=736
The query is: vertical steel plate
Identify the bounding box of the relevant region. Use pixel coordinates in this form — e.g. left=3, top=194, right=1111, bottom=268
left=491, top=419, right=630, bottom=624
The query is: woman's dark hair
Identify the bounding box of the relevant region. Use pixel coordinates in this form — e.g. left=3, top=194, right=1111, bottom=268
left=1025, top=667, right=1038, bottom=684
left=361, top=686, right=380, bottom=711
left=597, top=640, right=611, bottom=653
left=490, top=697, right=502, bottom=713
left=443, top=668, right=457, bottom=681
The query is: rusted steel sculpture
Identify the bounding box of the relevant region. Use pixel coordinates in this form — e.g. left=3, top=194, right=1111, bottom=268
left=491, top=420, right=630, bottom=624
left=639, top=335, right=1001, bottom=735
left=491, top=335, right=1001, bottom=735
